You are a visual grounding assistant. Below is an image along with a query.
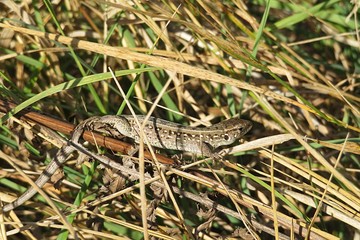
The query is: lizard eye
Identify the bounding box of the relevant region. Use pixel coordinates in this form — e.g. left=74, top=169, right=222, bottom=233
left=223, top=134, right=230, bottom=141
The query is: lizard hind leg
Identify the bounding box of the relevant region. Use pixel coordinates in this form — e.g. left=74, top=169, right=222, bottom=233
left=122, top=144, right=139, bottom=167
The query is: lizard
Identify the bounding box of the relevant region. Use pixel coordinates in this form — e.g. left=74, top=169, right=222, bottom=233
left=2, top=115, right=252, bottom=212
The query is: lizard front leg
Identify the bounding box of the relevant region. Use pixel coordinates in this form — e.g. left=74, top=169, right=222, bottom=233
left=199, top=142, right=222, bottom=160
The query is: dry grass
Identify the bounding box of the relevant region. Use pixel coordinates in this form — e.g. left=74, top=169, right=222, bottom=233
left=0, top=0, right=359, bottom=239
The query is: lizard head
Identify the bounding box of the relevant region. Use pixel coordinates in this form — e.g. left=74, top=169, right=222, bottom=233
left=209, top=117, right=252, bottom=148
